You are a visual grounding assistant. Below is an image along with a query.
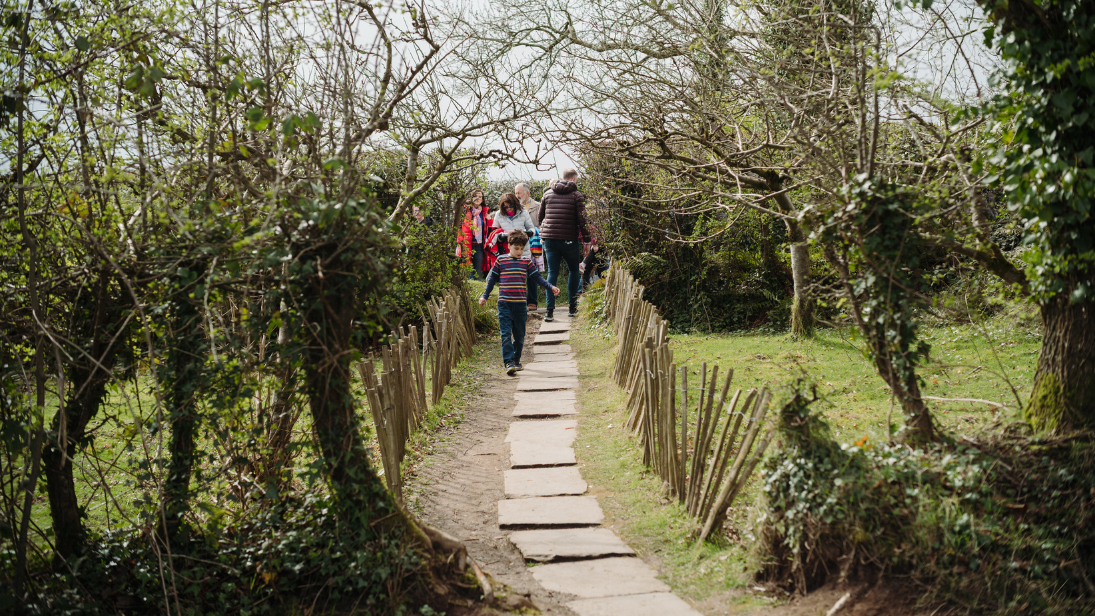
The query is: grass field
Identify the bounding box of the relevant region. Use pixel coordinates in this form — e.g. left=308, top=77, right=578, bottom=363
left=569, top=301, right=1043, bottom=612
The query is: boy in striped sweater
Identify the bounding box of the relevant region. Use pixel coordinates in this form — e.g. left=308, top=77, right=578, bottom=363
left=479, top=229, right=560, bottom=375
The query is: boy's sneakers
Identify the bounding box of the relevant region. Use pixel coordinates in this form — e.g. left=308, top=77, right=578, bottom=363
left=514, top=363, right=524, bottom=371
left=545, top=309, right=554, bottom=322
left=568, top=302, right=578, bottom=317
left=506, top=363, right=518, bottom=376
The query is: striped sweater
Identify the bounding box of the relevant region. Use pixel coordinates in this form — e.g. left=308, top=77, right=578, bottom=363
left=482, top=254, right=553, bottom=303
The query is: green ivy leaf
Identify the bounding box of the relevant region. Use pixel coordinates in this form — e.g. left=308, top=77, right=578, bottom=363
left=226, top=77, right=243, bottom=101
left=282, top=114, right=300, bottom=136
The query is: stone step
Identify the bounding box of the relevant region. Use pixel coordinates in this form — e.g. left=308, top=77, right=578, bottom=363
left=505, top=419, right=577, bottom=446
left=568, top=593, right=704, bottom=616
left=509, top=441, right=576, bottom=467
left=516, top=390, right=575, bottom=403
left=539, top=322, right=571, bottom=333
left=504, top=467, right=587, bottom=497
left=524, top=359, right=579, bottom=368
left=517, top=376, right=579, bottom=391
left=513, top=397, right=578, bottom=418
left=508, top=528, right=634, bottom=562
left=519, top=365, right=580, bottom=378
left=530, top=353, right=576, bottom=363
left=530, top=557, right=671, bottom=599
left=533, top=332, right=571, bottom=345
left=497, top=496, right=604, bottom=528
left=533, top=343, right=573, bottom=355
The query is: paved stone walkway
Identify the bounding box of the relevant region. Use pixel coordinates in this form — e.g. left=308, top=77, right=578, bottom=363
left=501, top=314, right=703, bottom=616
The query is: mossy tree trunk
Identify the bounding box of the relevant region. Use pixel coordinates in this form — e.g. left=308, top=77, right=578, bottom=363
left=774, top=193, right=814, bottom=338
left=292, top=231, right=413, bottom=530
left=788, top=235, right=814, bottom=339
left=159, top=266, right=207, bottom=541
left=1026, top=295, right=1095, bottom=434
left=869, top=336, right=935, bottom=445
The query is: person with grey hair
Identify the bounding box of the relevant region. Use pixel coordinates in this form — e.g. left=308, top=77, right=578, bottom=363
left=515, top=182, right=540, bottom=223
left=515, top=182, right=543, bottom=309
left=537, top=168, right=593, bottom=321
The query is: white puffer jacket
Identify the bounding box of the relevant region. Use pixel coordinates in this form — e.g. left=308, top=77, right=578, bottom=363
left=494, top=208, right=537, bottom=235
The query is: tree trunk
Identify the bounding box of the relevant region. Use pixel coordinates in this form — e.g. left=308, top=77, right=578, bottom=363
left=160, top=285, right=205, bottom=540
left=772, top=193, right=814, bottom=338
left=785, top=219, right=814, bottom=338
left=256, top=367, right=298, bottom=495
left=43, top=272, right=122, bottom=560
left=43, top=364, right=113, bottom=560
left=295, top=251, right=426, bottom=545
left=301, top=268, right=386, bottom=508
left=1026, top=295, right=1095, bottom=434
left=871, top=350, right=935, bottom=445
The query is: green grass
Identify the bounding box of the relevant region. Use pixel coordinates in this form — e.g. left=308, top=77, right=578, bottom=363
left=666, top=306, right=1041, bottom=446
left=568, top=300, right=1043, bottom=611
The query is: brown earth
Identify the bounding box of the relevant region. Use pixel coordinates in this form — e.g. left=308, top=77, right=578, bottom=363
left=761, top=578, right=948, bottom=616
left=406, top=314, right=576, bottom=615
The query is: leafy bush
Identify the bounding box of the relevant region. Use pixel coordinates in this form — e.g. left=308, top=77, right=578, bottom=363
left=580, top=151, right=798, bottom=333
left=3, top=492, right=426, bottom=616
left=758, top=390, right=1095, bottom=614
left=384, top=221, right=465, bottom=330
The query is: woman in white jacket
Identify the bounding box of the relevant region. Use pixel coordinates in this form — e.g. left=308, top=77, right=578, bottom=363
left=491, top=192, right=544, bottom=310
left=493, top=193, right=537, bottom=235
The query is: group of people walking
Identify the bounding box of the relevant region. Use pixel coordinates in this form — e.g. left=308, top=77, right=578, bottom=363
left=460, top=169, right=605, bottom=320
left=465, top=168, right=608, bottom=374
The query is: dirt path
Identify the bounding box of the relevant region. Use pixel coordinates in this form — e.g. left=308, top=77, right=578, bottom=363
left=407, top=314, right=575, bottom=615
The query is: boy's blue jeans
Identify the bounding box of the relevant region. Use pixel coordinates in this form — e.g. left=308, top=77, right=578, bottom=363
left=543, top=238, right=581, bottom=312
left=497, top=301, right=528, bottom=366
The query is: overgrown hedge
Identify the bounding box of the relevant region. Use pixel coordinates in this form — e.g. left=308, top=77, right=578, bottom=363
left=2, top=491, right=432, bottom=616
left=757, top=391, right=1095, bottom=614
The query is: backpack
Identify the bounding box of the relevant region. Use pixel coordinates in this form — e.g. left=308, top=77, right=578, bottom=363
left=529, top=229, right=544, bottom=271
left=483, top=227, right=508, bottom=272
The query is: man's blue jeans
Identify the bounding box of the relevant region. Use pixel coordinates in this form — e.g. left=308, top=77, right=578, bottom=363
left=497, top=301, right=528, bottom=366
left=543, top=238, right=581, bottom=312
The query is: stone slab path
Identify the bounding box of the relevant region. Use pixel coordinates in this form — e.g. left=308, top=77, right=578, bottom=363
left=499, top=315, right=704, bottom=616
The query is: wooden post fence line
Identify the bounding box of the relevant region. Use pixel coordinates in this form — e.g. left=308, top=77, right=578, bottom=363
left=357, top=284, right=477, bottom=502
left=603, top=267, right=777, bottom=542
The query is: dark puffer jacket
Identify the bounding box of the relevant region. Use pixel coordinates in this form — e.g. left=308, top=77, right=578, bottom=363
left=537, top=180, right=592, bottom=242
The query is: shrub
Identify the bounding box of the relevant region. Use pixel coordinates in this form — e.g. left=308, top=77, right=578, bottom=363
left=757, top=391, right=1095, bottom=614
left=3, top=492, right=425, bottom=616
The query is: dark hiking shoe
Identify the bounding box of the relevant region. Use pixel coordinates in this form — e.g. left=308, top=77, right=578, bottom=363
left=568, top=303, right=578, bottom=317
left=506, top=364, right=518, bottom=376
left=514, top=363, right=524, bottom=371
left=545, top=309, right=554, bottom=322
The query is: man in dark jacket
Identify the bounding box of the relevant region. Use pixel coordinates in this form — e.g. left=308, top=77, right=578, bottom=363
left=537, top=168, right=593, bottom=321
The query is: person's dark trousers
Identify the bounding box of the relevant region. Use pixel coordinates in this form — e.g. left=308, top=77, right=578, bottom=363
left=497, top=301, right=528, bottom=366
left=543, top=238, right=581, bottom=312
left=470, top=242, right=486, bottom=280
left=526, top=278, right=541, bottom=306
left=580, top=253, right=606, bottom=293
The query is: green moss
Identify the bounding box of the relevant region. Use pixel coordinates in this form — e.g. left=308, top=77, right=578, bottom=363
left=1025, top=372, right=1063, bottom=434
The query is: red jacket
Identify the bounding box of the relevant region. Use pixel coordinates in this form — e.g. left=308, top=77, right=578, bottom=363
left=457, top=205, right=493, bottom=272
